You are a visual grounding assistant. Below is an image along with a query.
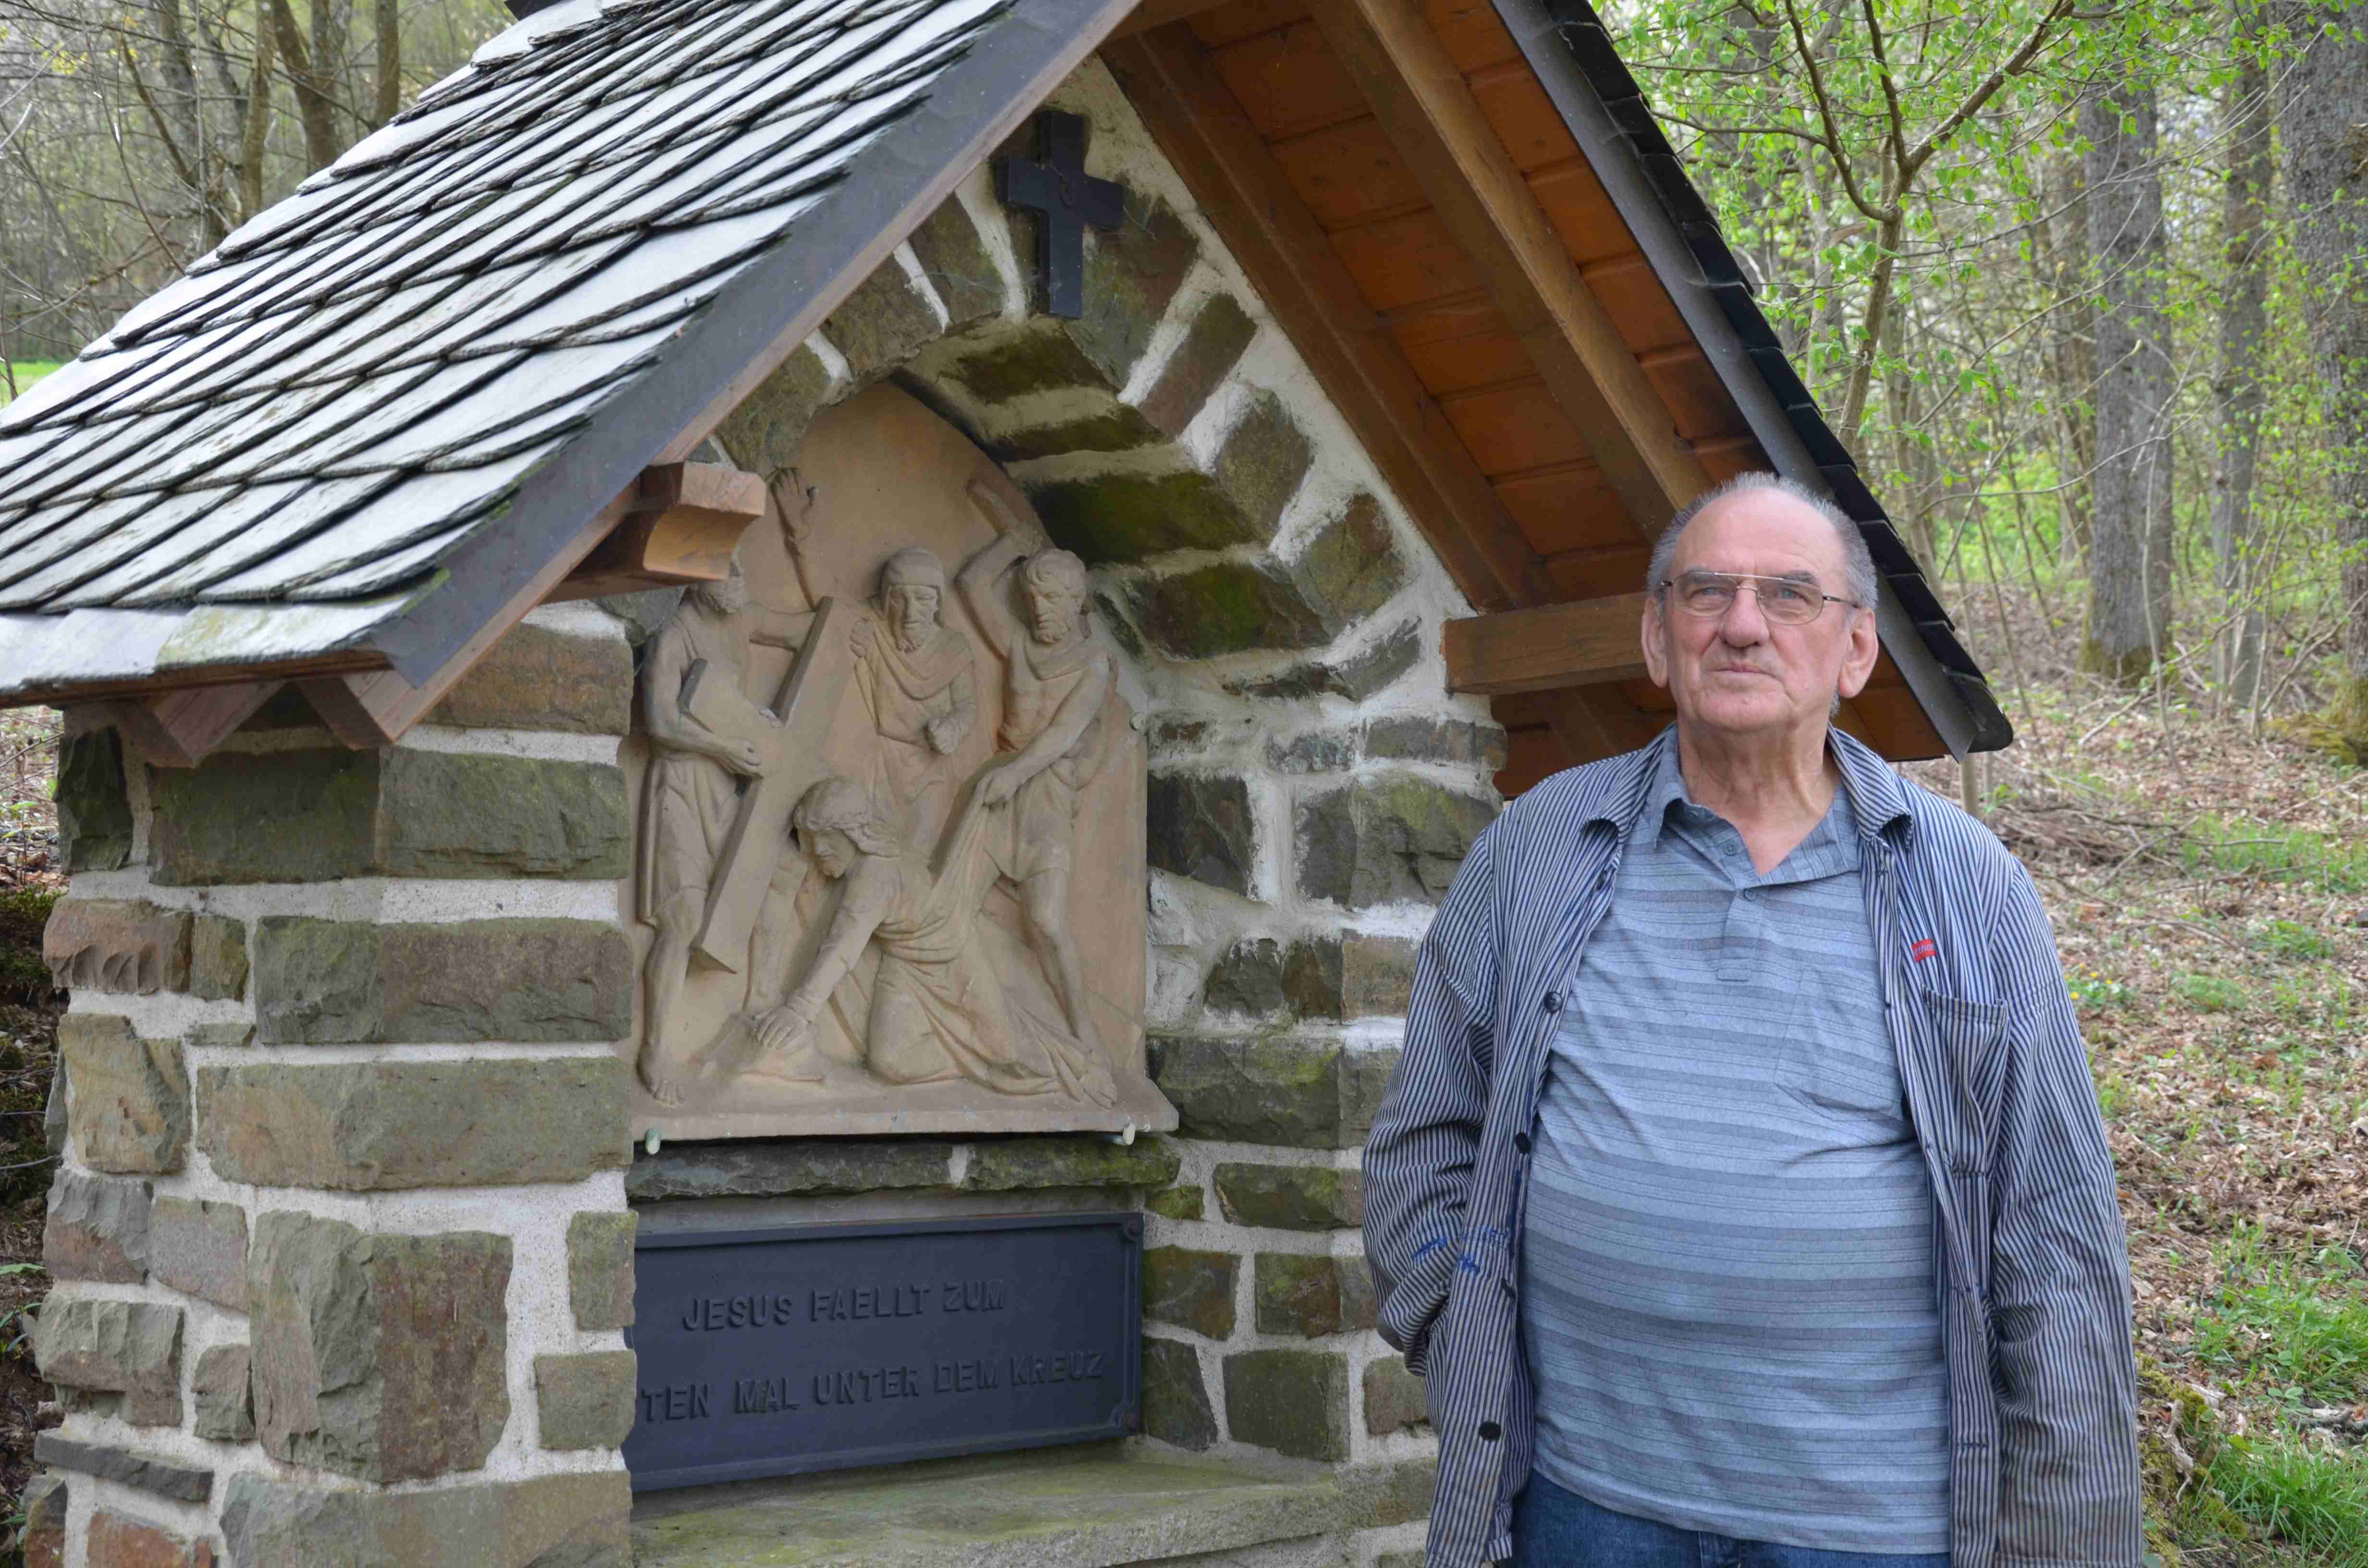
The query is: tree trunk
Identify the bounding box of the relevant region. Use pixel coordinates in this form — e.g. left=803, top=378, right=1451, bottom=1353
left=2039, top=149, right=2097, bottom=565
left=267, top=0, right=344, bottom=172
left=2080, top=79, right=2176, bottom=685
left=2213, top=9, right=2271, bottom=711
left=2277, top=1, right=2368, bottom=749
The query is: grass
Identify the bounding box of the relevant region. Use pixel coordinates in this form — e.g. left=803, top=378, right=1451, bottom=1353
left=2177, top=971, right=2252, bottom=1013
left=2206, top=1440, right=2368, bottom=1566
left=0, top=363, right=58, bottom=407
left=2180, top=815, right=2368, bottom=895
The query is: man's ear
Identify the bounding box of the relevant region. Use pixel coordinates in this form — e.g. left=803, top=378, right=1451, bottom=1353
left=1640, top=597, right=1670, bottom=690
left=1837, top=603, right=1881, bottom=700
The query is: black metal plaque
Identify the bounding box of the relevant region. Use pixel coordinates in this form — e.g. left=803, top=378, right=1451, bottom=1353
left=624, top=1212, right=1142, bottom=1491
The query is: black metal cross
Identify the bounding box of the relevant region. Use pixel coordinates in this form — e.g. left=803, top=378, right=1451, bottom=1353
left=995, top=111, right=1124, bottom=319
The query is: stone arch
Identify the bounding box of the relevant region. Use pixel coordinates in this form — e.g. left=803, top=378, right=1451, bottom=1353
left=708, top=93, right=1428, bottom=715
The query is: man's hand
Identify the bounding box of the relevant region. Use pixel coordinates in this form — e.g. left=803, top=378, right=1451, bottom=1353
left=755, top=1000, right=814, bottom=1058
left=975, top=760, right=1025, bottom=807
left=848, top=613, right=877, bottom=661
left=926, top=710, right=969, bottom=755
left=770, top=467, right=815, bottom=548
left=725, top=736, right=765, bottom=777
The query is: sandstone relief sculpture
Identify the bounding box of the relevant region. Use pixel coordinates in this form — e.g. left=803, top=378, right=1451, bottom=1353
left=619, top=382, right=1171, bottom=1140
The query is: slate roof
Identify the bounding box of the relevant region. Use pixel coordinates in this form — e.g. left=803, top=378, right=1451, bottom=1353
left=1506, top=0, right=2011, bottom=753
left=0, top=0, right=1121, bottom=703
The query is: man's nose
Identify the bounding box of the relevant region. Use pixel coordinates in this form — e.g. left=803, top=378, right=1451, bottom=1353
left=1716, top=586, right=1771, bottom=642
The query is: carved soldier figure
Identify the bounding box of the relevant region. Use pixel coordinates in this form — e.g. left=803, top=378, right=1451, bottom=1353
left=854, top=546, right=976, bottom=848
left=636, top=561, right=818, bottom=1105
left=753, top=776, right=1114, bottom=1105
left=955, top=499, right=1113, bottom=1059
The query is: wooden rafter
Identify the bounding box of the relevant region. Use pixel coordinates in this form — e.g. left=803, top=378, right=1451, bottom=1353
left=1444, top=591, right=1649, bottom=696
left=552, top=461, right=768, bottom=601
left=1305, top=0, right=1706, bottom=525
left=109, top=681, right=287, bottom=768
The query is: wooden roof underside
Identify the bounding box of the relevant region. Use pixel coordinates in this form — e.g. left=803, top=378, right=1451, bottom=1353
left=1102, top=0, right=1981, bottom=788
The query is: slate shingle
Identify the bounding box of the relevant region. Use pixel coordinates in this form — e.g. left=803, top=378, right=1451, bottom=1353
left=0, top=0, right=1020, bottom=698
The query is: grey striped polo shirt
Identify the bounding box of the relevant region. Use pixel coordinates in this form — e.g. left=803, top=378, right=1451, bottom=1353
left=1518, top=742, right=1949, bottom=1552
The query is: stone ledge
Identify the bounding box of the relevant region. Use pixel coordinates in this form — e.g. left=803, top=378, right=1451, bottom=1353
left=631, top=1449, right=1422, bottom=1568
left=627, top=1136, right=1180, bottom=1203
left=33, top=1432, right=211, bottom=1503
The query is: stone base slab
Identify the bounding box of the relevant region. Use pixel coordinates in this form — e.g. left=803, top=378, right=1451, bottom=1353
left=631, top=1449, right=1413, bottom=1568
left=631, top=1073, right=1177, bottom=1143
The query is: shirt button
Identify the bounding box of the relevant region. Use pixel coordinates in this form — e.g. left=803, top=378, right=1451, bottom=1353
left=1541, top=993, right=1562, bottom=1014
left=1740, top=889, right=1759, bottom=902
left=1513, top=1132, right=1531, bottom=1154
left=1478, top=1421, right=1502, bottom=1442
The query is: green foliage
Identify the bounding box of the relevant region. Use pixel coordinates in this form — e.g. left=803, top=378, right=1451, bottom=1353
left=2174, top=972, right=2250, bottom=1013
left=2067, top=962, right=2133, bottom=1011
left=0, top=362, right=58, bottom=406
left=2180, top=817, right=2368, bottom=895
left=2196, top=1227, right=2368, bottom=1406
left=0, top=886, right=58, bottom=1004
left=2257, top=919, right=2334, bottom=961
left=2204, top=1439, right=2368, bottom=1565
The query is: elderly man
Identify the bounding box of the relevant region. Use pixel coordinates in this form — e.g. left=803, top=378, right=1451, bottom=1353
left=1366, top=473, right=2140, bottom=1568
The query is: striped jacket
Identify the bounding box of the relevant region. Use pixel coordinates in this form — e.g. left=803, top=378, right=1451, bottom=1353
left=1365, top=726, right=2143, bottom=1568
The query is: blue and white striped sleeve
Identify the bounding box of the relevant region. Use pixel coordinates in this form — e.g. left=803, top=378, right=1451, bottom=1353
left=1986, top=860, right=2146, bottom=1567
left=1365, top=817, right=1501, bottom=1376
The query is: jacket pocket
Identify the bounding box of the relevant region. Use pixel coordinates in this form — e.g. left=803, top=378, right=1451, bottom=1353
left=1914, top=986, right=2006, bottom=1176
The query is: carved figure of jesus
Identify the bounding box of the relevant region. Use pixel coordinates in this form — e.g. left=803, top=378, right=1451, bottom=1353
left=636, top=562, right=817, bottom=1105
left=954, top=505, right=1113, bottom=1059
left=855, top=547, right=975, bottom=849
left=753, top=776, right=1114, bottom=1105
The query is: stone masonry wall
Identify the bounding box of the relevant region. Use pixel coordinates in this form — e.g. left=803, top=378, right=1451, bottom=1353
left=36, top=602, right=640, bottom=1568
left=697, top=61, right=1500, bottom=1568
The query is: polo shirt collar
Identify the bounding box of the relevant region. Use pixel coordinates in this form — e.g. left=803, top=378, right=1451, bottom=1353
left=1598, top=723, right=1916, bottom=848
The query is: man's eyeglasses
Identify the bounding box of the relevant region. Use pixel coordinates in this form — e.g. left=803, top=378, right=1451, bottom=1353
left=1654, top=570, right=1858, bottom=625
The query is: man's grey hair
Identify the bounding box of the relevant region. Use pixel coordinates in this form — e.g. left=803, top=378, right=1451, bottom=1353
left=1645, top=472, right=1880, bottom=614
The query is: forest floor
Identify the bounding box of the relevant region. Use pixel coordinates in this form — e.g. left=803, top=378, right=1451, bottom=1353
left=0, top=677, right=2359, bottom=1561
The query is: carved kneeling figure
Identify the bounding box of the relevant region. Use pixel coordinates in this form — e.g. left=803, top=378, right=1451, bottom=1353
left=753, top=777, right=1115, bottom=1106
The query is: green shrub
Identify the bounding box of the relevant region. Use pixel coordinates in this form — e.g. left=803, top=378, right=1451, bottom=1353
left=0, top=885, right=58, bottom=1003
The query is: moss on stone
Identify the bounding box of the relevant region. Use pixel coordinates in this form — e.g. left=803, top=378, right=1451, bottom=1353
left=716, top=345, right=834, bottom=471
left=54, top=727, right=132, bottom=872
left=1130, top=560, right=1332, bottom=660
left=993, top=405, right=1163, bottom=462
left=961, top=1134, right=1181, bottom=1191
left=1027, top=470, right=1261, bottom=564
left=942, top=321, right=1113, bottom=403
left=1145, top=1185, right=1204, bottom=1221
left=1293, top=493, right=1404, bottom=624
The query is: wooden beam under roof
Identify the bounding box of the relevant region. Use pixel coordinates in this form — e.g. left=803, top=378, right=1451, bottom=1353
left=552, top=462, right=767, bottom=601
left=109, top=681, right=286, bottom=768
left=1444, top=591, right=1648, bottom=696
left=1305, top=0, right=1707, bottom=525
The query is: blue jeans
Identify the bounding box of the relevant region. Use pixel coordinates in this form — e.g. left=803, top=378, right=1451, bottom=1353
left=1510, top=1472, right=1951, bottom=1568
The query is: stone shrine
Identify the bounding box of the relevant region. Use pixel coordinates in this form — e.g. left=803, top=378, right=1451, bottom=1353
left=0, top=0, right=2006, bottom=1562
